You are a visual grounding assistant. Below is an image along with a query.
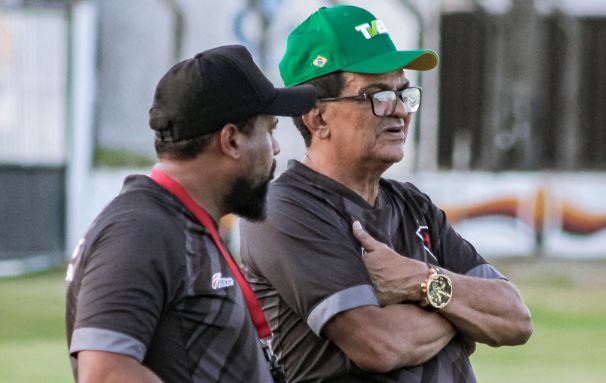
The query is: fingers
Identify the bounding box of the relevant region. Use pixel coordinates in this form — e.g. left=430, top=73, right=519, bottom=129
left=352, top=221, right=378, bottom=252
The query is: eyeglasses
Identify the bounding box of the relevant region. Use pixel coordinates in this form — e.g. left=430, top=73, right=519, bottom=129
left=318, top=87, right=422, bottom=117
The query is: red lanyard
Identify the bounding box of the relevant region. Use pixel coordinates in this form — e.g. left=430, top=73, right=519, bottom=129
left=150, top=169, right=271, bottom=339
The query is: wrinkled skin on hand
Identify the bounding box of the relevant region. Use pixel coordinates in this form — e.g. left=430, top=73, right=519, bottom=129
left=352, top=221, right=428, bottom=306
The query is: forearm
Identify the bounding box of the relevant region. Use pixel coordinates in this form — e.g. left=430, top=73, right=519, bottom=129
left=325, top=303, right=456, bottom=372
left=352, top=221, right=532, bottom=348
left=381, top=304, right=457, bottom=367
left=78, top=350, right=164, bottom=383
left=440, top=272, right=532, bottom=346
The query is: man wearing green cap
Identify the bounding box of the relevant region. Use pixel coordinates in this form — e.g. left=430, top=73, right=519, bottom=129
left=240, top=5, right=532, bottom=382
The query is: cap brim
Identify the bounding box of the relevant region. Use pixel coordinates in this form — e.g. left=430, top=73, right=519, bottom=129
left=344, top=49, right=438, bottom=74
left=262, top=84, right=318, bottom=117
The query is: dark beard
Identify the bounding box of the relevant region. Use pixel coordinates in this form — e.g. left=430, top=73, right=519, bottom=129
left=223, top=162, right=275, bottom=221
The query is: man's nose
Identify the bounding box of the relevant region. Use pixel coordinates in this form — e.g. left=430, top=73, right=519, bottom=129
left=272, top=136, right=281, bottom=156
left=392, top=97, right=411, bottom=119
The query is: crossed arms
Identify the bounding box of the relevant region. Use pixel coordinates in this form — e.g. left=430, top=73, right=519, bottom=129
left=323, top=222, right=533, bottom=373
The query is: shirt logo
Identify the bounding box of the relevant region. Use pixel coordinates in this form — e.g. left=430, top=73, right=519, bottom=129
left=416, top=225, right=438, bottom=262
left=211, top=272, right=234, bottom=290
left=355, top=20, right=388, bottom=40
left=312, top=55, right=328, bottom=67
left=65, top=238, right=85, bottom=283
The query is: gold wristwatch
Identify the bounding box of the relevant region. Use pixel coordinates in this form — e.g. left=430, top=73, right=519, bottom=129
left=420, top=266, right=453, bottom=310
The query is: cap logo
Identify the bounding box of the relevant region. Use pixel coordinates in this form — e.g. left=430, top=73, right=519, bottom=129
left=312, top=55, right=328, bottom=67
left=355, top=20, right=388, bottom=40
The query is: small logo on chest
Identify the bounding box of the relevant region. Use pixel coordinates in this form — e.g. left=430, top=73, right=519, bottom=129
left=211, top=273, right=234, bottom=290
left=416, top=225, right=438, bottom=262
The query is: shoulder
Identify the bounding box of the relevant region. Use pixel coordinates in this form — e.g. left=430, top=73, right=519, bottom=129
left=269, top=166, right=314, bottom=200
left=266, top=170, right=346, bottom=224
left=81, top=184, right=189, bottom=272
left=380, top=178, right=435, bottom=211
left=102, top=177, right=186, bottom=236
left=100, top=196, right=182, bottom=243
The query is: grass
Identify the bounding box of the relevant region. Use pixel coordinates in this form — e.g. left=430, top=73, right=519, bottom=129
left=1, top=258, right=605, bottom=382
left=0, top=268, right=72, bottom=382
left=94, top=146, right=155, bottom=168
left=472, top=257, right=606, bottom=383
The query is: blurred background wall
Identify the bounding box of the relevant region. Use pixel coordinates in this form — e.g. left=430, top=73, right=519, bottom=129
left=1, top=0, right=605, bottom=276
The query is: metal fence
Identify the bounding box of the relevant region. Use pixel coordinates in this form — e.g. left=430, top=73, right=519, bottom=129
left=0, top=3, right=68, bottom=275
left=0, top=6, right=67, bottom=165
left=439, top=8, right=606, bottom=171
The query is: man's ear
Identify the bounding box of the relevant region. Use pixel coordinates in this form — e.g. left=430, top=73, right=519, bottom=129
left=302, top=104, right=330, bottom=140
left=218, top=123, right=242, bottom=160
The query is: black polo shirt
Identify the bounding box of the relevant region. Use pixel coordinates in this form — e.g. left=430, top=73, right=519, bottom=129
left=240, top=160, right=504, bottom=383
left=66, top=175, right=272, bottom=382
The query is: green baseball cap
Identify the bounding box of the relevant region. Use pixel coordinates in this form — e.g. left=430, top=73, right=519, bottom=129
left=280, top=5, right=439, bottom=87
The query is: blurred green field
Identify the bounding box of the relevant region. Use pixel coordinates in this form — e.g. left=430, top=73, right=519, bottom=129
left=473, top=257, right=606, bottom=383
left=1, top=258, right=605, bottom=382
left=0, top=268, right=72, bottom=382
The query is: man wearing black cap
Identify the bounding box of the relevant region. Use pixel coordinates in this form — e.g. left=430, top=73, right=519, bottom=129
left=65, top=45, right=316, bottom=382
left=240, top=5, right=532, bottom=382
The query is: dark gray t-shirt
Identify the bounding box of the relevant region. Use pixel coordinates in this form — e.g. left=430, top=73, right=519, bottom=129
left=240, top=161, right=504, bottom=383
left=66, top=175, right=272, bottom=383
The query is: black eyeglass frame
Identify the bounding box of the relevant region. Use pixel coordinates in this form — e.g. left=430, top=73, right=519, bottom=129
left=318, top=87, right=422, bottom=117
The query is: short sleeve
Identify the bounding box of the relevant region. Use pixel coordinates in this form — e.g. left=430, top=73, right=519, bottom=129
left=240, top=189, right=378, bottom=337
left=69, top=214, right=181, bottom=361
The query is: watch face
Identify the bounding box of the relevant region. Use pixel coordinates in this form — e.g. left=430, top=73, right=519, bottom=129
left=428, top=275, right=452, bottom=308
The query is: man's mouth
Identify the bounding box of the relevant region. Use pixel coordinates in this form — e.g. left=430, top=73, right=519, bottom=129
left=382, top=126, right=406, bottom=140
left=384, top=126, right=403, bottom=133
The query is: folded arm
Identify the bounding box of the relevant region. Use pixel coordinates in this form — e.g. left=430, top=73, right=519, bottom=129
left=439, top=271, right=532, bottom=346
left=324, top=303, right=456, bottom=372
left=352, top=221, right=532, bottom=347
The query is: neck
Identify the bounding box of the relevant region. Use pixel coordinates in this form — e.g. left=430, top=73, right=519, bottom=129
left=154, top=159, right=226, bottom=222
left=303, top=150, right=383, bottom=205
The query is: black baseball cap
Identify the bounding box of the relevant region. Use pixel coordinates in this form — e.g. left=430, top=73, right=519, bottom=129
left=150, top=45, right=317, bottom=142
